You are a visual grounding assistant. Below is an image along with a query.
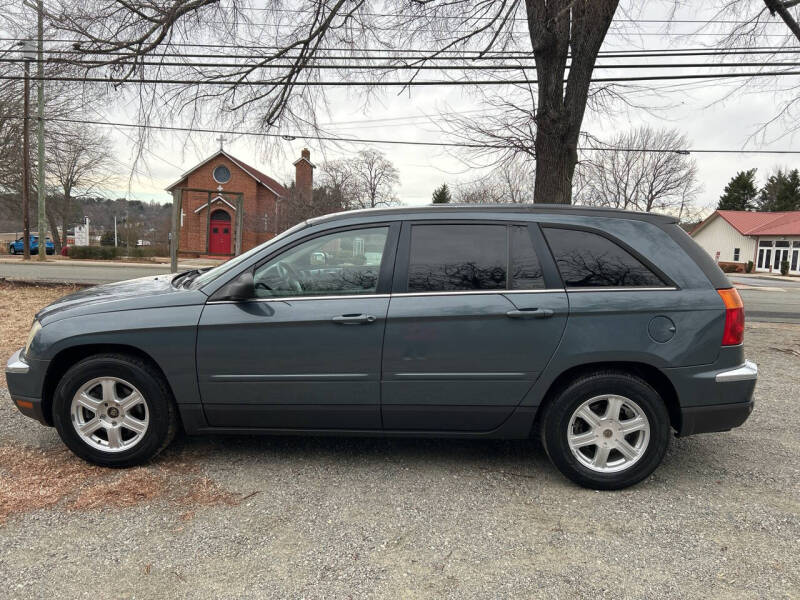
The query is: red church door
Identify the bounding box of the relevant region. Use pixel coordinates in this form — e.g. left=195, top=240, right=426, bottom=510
left=208, top=209, right=232, bottom=254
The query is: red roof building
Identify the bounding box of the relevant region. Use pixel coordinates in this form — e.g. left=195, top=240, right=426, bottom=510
left=166, top=148, right=314, bottom=257
left=690, top=210, right=800, bottom=274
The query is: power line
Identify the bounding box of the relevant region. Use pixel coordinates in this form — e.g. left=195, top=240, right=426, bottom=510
left=4, top=56, right=800, bottom=71
left=3, top=69, right=800, bottom=86
left=42, top=116, right=800, bottom=154
left=224, top=5, right=796, bottom=27
left=7, top=49, right=800, bottom=63
left=3, top=37, right=799, bottom=59
left=4, top=37, right=800, bottom=54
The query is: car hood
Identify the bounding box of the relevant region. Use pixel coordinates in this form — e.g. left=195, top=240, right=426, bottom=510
left=36, top=274, right=207, bottom=325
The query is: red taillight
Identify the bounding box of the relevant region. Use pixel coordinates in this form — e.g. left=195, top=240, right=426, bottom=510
left=717, top=288, right=744, bottom=346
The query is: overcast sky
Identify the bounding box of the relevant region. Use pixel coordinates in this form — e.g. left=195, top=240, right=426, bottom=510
left=90, top=1, right=799, bottom=216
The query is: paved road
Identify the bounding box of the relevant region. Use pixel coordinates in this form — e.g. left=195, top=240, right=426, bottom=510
left=729, top=275, right=800, bottom=323
left=0, top=261, right=797, bottom=322
left=0, top=261, right=172, bottom=284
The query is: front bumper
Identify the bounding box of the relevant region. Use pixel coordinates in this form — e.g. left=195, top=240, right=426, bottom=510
left=6, top=348, right=49, bottom=424
left=677, top=360, right=757, bottom=436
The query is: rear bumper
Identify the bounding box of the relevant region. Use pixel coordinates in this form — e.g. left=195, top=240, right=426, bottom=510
left=676, top=360, right=757, bottom=436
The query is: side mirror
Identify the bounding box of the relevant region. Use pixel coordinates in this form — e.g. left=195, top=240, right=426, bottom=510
left=310, top=251, right=327, bottom=266
left=221, top=271, right=255, bottom=301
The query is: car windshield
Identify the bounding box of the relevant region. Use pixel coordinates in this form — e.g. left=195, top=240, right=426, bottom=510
left=189, top=221, right=309, bottom=289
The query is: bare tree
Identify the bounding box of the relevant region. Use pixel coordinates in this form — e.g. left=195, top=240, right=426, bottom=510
left=455, top=159, right=534, bottom=204
left=684, top=1, right=800, bottom=141
left=319, top=158, right=359, bottom=205
left=321, top=149, right=400, bottom=209
left=36, top=0, right=626, bottom=204
left=574, top=127, right=701, bottom=219
left=45, top=124, right=115, bottom=250
left=0, top=13, right=111, bottom=238
left=349, top=149, right=400, bottom=209
left=763, top=0, right=800, bottom=40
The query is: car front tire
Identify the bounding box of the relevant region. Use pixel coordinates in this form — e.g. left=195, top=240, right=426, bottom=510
left=541, top=370, right=670, bottom=490
left=52, top=354, right=178, bottom=467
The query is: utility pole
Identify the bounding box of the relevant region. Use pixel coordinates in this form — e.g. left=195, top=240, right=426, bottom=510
left=114, top=215, right=118, bottom=247
left=20, top=40, right=34, bottom=260
left=35, top=0, right=47, bottom=261
left=170, top=189, right=182, bottom=273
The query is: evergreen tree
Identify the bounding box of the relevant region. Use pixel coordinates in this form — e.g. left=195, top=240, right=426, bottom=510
left=717, top=169, right=758, bottom=211
left=431, top=183, right=452, bottom=204
left=757, top=168, right=800, bottom=212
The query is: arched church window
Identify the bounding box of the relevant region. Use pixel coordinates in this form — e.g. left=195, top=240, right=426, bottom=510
left=210, top=209, right=231, bottom=222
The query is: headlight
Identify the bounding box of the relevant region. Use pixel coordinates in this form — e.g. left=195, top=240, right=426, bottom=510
left=23, top=320, right=42, bottom=358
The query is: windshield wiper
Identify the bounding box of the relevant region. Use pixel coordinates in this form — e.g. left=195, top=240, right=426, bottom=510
left=181, top=267, right=213, bottom=288
left=171, top=269, right=198, bottom=288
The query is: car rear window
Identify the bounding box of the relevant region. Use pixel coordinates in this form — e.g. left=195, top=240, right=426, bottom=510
left=542, top=227, right=665, bottom=288
left=407, top=224, right=544, bottom=292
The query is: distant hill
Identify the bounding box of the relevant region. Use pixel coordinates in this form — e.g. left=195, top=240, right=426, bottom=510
left=0, top=194, right=171, bottom=245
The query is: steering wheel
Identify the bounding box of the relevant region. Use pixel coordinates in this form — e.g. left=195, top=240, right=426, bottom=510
left=275, top=261, right=303, bottom=293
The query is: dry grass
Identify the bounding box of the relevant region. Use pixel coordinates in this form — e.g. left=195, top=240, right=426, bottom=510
left=0, top=281, right=243, bottom=525
left=0, top=442, right=244, bottom=525
left=0, top=280, right=83, bottom=388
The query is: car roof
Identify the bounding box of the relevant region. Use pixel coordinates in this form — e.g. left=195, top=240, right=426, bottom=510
left=306, top=204, right=678, bottom=227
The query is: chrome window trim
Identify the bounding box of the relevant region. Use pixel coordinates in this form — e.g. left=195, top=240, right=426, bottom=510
left=566, top=286, right=678, bottom=293
left=394, top=289, right=559, bottom=298
left=206, top=289, right=568, bottom=304
left=207, top=293, right=392, bottom=304
left=206, top=286, right=677, bottom=304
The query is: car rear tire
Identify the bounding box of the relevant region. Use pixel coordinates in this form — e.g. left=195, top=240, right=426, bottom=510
left=52, top=354, right=178, bottom=467
left=541, top=370, right=670, bottom=490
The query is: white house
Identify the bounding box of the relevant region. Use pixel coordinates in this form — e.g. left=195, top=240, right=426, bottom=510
left=690, top=210, right=800, bottom=274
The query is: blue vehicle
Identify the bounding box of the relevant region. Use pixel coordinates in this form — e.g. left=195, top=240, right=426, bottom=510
left=8, top=236, right=55, bottom=255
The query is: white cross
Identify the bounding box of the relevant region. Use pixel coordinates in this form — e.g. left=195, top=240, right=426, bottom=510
left=216, top=135, right=227, bottom=150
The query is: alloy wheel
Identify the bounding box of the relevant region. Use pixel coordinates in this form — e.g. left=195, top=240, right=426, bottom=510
left=567, top=394, right=651, bottom=474
left=70, top=377, right=149, bottom=453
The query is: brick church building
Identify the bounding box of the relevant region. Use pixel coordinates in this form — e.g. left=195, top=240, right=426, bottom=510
left=167, top=147, right=314, bottom=257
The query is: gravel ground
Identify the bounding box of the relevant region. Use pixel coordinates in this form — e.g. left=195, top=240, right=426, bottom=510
left=0, top=322, right=798, bottom=599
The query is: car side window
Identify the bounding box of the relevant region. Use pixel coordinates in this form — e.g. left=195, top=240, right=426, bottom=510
left=253, top=227, right=389, bottom=298
left=408, top=224, right=507, bottom=292
left=406, top=224, right=545, bottom=292
left=542, top=227, right=665, bottom=288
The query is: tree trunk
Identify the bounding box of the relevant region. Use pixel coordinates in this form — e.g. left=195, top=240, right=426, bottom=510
left=533, top=114, right=577, bottom=204
left=527, top=0, right=618, bottom=205
left=764, top=0, right=800, bottom=41
left=47, top=210, right=62, bottom=251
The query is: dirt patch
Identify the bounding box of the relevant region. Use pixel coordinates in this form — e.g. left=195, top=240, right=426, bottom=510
left=0, top=441, right=243, bottom=525
left=0, top=280, right=81, bottom=388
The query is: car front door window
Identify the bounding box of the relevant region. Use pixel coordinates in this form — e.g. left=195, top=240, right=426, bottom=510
left=253, top=227, right=389, bottom=298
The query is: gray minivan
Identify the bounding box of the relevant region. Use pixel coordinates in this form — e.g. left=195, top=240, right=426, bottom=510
left=6, top=205, right=757, bottom=489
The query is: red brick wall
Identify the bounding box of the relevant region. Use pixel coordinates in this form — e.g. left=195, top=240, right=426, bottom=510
left=176, top=155, right=278, bottom=256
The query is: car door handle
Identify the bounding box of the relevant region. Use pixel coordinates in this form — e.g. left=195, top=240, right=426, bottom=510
left=506, top=308, right=554, bottom=319
left=332, top=314, right=377, bottom=325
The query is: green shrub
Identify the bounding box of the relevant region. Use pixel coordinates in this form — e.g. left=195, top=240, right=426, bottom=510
left=721, top=264, right=740, bottom=273
left=746, top=260, right=754, bottom=273
left=781, top=260, right=790, bottom=276
left=126, top=245, right=168, bottom=258
left=67, top=246, right=121, bottom=260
